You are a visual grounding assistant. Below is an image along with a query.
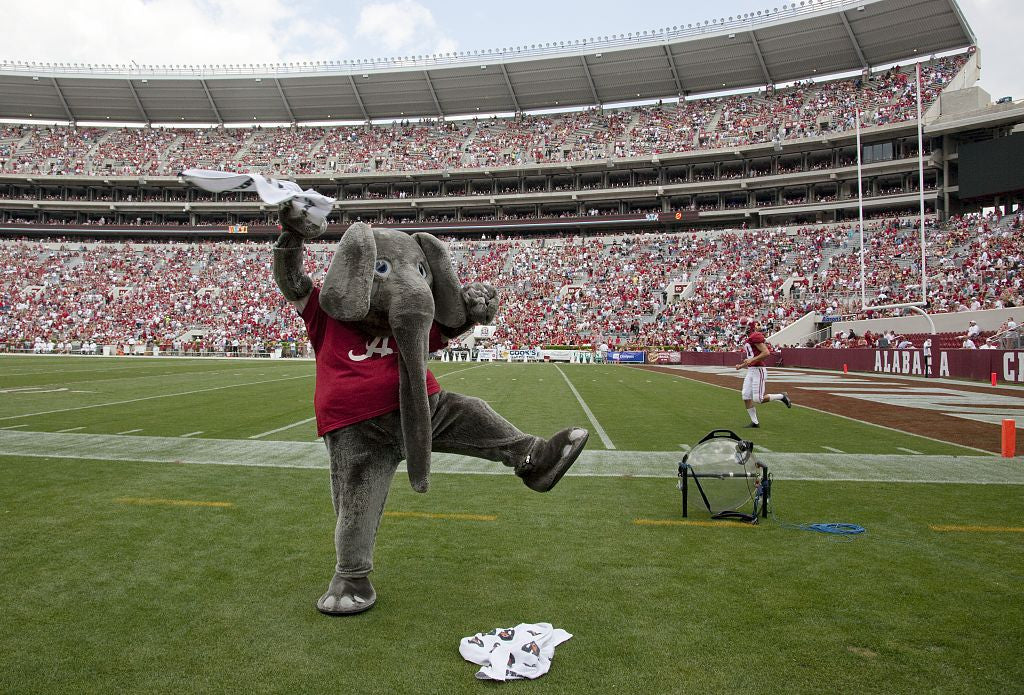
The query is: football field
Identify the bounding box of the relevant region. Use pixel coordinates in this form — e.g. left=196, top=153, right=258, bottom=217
left=2, top=355, right=1022, bottom=693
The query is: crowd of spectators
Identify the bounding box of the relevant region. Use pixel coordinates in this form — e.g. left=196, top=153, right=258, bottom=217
left=0, top=55, right=966, bottom=177
left=800, top=211, right=1024, bottom=321
left=0, top=239, right=327, bottom=355
left=4, top=204, right=1018, bottom=357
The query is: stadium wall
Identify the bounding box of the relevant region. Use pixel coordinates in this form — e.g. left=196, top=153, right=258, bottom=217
left=780, top=347, right=1024, bottom=383
left=670, top=347, right=1024, bottom=384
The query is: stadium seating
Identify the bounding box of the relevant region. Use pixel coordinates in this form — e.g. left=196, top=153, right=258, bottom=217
left=0, top=55, right=966, bottom=177
left=2, top=207, right=1019, bottom=354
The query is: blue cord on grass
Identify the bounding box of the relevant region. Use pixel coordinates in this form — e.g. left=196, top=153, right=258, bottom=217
left=770, top=512, right=866, bottom=538
left=802, top=522, right=866, bottom=535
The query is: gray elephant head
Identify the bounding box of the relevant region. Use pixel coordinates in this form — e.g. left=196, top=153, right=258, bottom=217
left=319, top=222, right=466, bottom=493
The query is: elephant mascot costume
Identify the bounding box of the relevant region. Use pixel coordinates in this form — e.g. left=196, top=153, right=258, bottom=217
left=272, top=206, right=590, bottom=615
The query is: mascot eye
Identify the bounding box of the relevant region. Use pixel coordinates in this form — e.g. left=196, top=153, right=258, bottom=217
left=374, top=259, right=391, bottom=277
left=417, top=262, right=428, bottom=279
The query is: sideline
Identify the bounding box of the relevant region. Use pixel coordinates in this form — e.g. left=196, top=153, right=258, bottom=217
left=1, top=430, right=1021, bottom=484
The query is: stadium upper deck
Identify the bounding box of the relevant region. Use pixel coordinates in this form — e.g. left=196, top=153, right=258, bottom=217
left=0, top=0, right=974, bottom=124
left=0, top=55, right=967, bottom=177
left=0, top=0, right=1020, bottom=235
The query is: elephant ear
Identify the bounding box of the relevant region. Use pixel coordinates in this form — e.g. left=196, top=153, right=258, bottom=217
left=414, top=233, right=466, bottom=328
left=321, top=222, right=376, bottom=322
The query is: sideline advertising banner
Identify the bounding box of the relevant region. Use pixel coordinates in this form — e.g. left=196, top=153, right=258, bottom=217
left=606, top=351, right=645, bottom=363
left=651, top=351, right=682, bottom=364
left=507, top=349, right=541, bottom=361
left=780, top=348, right=1024, bottom=384
left=541, top=349, right=578, bottom=362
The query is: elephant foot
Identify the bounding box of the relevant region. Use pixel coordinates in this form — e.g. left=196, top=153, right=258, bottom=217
left=316, top=574, right=376, bottom=616
left=516, top=427, right=589, bottom=492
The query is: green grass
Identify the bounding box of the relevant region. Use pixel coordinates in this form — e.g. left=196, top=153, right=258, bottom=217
left=0, top=356, right=979, bottom=454
left=0, top=356, right=1021, bottom=693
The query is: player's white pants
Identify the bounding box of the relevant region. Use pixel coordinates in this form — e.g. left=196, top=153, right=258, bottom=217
left=741, top=367, right=766, bottom=402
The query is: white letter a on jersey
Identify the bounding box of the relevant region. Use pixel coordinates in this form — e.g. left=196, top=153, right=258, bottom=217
left=349, top=336, right=394, bottom=362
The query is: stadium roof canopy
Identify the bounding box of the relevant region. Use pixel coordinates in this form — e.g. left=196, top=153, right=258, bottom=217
left=0, top=0, right=975, bottom=125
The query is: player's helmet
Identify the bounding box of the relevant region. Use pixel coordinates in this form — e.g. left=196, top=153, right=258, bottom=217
left=737, top=316, right=756, bottom=333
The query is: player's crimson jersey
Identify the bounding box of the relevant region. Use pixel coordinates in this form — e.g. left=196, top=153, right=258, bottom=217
left=300, top=286, right=446, bottom=436
left=744, top=331, right=768, bottom=364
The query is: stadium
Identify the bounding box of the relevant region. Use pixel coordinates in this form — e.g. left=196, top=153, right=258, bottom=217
left=1, top=0, right=1022, bottom=691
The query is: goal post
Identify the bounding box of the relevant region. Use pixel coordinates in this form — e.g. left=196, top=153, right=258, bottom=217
left=856, top=62, right=931, bottom=322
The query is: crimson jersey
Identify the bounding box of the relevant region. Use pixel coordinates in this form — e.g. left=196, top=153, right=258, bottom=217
left=300, top=287, right=446, bottom=436
left=744, top=331, right=768, bottom=365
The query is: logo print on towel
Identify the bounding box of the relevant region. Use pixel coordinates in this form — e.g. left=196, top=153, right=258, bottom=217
left=522, top=641, right=540, bottom=656
left=498, top=629, right=515, bottom=641
left=349, top=336, right=394, bottom=362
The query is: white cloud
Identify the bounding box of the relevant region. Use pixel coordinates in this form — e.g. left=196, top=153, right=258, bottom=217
left=0, top=0, right=1018, bottom=101
left=0, top=0, right=349, bottom=66
left=355, top=1, right=458, bottom=57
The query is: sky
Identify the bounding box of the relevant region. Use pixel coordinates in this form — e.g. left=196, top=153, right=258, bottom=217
left=1, top=0, right=1020, bottom=102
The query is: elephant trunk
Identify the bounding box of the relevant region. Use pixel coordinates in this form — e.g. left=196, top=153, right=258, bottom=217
left=392, top=313, right=434, bottom=493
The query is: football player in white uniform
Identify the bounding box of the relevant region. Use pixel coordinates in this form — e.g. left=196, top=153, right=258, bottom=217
left=734, top=317, right=791, bottom=428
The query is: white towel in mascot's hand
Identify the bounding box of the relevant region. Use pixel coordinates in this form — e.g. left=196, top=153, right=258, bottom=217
left=180, top=169, right=335, bottom=225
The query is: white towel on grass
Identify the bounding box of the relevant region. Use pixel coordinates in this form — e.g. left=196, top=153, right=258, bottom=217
left=459, top=623, right=572, bottom=681
left=180, top=168, right=335, bottom=225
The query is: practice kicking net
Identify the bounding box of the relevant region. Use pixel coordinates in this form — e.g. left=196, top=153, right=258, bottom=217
left=677, top=430, right=771, bottom=524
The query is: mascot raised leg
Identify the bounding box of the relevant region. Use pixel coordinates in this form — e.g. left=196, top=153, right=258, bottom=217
left=272, top=206, right=589, bottom=615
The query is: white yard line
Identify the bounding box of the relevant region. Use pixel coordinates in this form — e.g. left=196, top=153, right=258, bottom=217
left=0, top=387, right=70, bottom=395
left=0, top=365, right=282, bottom=394
left=554, top=365, right=615, bottom=449
left=897, top=447, right=924, bottom=455
left=55, top=426, right=85, bottom=433
left=0, top=424, right=28, bottom=430
left=242, top=364, right=481, bottom=441
left=249, top=417, right=317, bottom=440
left=179, top=431, right=204, bottom=438
left=436, top=364, right=487, bottom=378
left=822, top=446, right=846, bottom=453
left=0, top=373, right=312, bottom=423
left=116, top=429, right=144, bottom=435
left=0, top=366, right=158, bottom=377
